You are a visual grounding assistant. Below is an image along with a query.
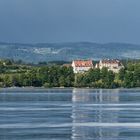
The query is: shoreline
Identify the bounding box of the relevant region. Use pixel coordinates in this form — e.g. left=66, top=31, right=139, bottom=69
left=0, top=87, right=140, bottom=92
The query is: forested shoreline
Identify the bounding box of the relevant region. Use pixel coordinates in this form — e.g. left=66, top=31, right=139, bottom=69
left=0, top=59, right=139, bottom=89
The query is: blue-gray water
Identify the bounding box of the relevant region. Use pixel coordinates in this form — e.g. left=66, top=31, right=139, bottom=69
left=0, top=88, right=140, bottom=140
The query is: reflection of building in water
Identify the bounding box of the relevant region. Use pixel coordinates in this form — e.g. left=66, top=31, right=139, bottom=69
left=71, top=89, right=120, bottom=140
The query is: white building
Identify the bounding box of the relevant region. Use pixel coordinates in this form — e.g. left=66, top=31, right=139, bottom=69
left=98, top=59, right=124, bottom=73
left=72, top=60, right=94, bottom=73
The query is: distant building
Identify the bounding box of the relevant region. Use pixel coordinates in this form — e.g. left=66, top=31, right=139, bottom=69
left=72, top=60, right=93, bottom=73
left=98, top=59, right=124, bottom=73
left=95, top=63, right=99, bottom=69
left=62, top=64, right=72, bottom=68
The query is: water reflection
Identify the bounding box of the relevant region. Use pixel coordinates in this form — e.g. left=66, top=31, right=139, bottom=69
left=71, top=89, right=120, bottom=140
left=1, top=89, right=140, bottom=139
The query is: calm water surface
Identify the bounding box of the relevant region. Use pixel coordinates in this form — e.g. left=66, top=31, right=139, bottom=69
left=0, top=88, right=140, bottom=140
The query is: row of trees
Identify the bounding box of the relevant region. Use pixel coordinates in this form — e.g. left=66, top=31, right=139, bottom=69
left=0, top=66, right=74, bottom=88
left=118, top=62, right=140, bottom=88
left=0, top=61, right=139, bottom=88
left=75, top=68, right=116, bottom=88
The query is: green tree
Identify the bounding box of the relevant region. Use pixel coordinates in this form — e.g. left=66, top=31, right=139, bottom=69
left=118, top=68, right=125, bottom=81
left=3, top=75, right=12, bottom=87
left=124, top=72, right=134, bottom=88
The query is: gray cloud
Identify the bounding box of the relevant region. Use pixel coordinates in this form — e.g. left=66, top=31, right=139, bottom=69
left=0, top=0, right=140, bottom=43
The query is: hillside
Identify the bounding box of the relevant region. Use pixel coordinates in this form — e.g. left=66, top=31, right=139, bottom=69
left=0, top=42, right=140, bottom=63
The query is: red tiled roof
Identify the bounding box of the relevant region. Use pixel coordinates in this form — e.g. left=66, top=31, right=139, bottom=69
left=73, top=60, right=93, bottom=67
left=102, top=59, right=120, bottom=64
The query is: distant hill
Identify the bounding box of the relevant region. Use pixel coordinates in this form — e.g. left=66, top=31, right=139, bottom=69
left=0, top=42, right=140, bottom=63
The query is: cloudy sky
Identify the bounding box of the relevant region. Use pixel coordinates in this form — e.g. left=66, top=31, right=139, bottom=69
left=0, top=0, right=140, bottom=44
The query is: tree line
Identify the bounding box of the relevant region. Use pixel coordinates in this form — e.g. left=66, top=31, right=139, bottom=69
left=0, top=66, right=74, bottom=88
left=0, top=59, right=139, bottom=88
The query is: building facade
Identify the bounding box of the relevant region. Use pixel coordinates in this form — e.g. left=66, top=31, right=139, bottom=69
left=98, top=59, right=124, bottom=73
left=72, top=60, right=93, bottom=73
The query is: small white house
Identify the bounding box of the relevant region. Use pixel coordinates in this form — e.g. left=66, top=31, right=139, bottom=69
left=98, top=59, right=124, bottom=73
left=72, top=60, right=94, bottom=73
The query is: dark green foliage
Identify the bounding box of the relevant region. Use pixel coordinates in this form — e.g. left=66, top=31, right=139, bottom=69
left=118, top=62, right=140, bottom=88
left=0, top=59, right=139, bottom=88
left=75, top=68, right=115, bottom=88
left=118, top=68, right=125, bottom=81
left=124, top=72, right=134, bottom=88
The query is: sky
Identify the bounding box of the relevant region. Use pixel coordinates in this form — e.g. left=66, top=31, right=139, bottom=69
left=0, top=0, right=140, bottom=44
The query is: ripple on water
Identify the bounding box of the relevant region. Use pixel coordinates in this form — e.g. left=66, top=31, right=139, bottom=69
left=0, top=89, right=140, bottom=140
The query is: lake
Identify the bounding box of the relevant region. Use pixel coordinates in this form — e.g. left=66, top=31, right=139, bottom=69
left=0, top=88, right=140, bottom=140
